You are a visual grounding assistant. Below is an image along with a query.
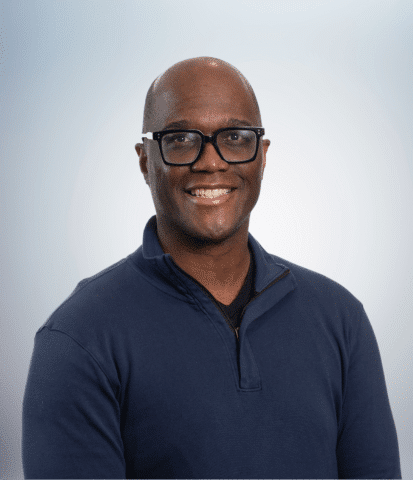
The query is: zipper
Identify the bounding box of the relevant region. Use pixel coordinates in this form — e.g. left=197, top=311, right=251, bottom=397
left=169, top=258, right=290, bottom=342
left=233, top=268, right=291, bottom=341
left=234, top=326, right=240, bottom=341
left=169, top=260, right=237, bottom=332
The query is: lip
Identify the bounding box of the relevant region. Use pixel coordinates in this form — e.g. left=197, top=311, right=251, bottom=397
left=184, top=188, right=236, bottom=206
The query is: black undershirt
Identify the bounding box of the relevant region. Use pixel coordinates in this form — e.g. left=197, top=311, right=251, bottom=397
left=170, top=244, right=256, bottom=331
left=214, top=244, right=256, bottom=330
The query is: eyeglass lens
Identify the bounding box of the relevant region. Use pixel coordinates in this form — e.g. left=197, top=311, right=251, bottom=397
left=161, top=129, right=257, bottom=164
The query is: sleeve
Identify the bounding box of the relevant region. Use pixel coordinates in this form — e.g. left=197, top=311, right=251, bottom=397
left=336, top=305, right=402, bottom=479
left=22, top=326, right=126, bottom=479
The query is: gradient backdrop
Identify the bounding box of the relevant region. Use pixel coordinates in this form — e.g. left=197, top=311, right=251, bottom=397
left=1, top=1, right=412, bottom=478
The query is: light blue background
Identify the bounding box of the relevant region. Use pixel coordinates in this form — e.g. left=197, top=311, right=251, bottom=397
left=1, top=1, right=412, bottom=478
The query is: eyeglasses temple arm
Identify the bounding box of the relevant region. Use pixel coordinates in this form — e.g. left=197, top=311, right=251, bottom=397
left=141, top=132, right=154, bottom=140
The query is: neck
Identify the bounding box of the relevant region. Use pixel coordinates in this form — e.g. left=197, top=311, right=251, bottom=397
left=156, top=219, right=251, bottom=294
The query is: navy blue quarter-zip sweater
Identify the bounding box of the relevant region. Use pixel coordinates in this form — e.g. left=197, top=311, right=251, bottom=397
left=22, top=215, right=402, bottom=479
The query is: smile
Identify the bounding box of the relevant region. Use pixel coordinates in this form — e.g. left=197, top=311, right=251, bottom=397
left=190, top=188, right=231, bottom=198
left=184, top=188, right=236, bottom=205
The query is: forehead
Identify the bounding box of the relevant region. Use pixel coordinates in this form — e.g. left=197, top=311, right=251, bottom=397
left=149, top=66, right=259, bottom=131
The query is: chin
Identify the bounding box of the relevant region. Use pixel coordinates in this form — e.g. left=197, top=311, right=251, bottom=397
left=182, top=217, right=244, bottom=246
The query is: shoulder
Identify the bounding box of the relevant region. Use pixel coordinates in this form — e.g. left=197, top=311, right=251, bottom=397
left=270, top=252, right=364, bottom=316
left=38, top=256, right=135, bottom=337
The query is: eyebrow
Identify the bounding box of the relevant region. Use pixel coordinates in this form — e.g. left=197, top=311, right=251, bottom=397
left=163, top=118, right=254, bottom=130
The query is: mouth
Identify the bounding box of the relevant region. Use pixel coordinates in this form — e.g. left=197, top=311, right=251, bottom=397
left=186, top=187, right=234, bottom=198
left=184, top=187, right=236, bottom=205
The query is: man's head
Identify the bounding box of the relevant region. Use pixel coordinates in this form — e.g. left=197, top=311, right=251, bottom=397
left=135, top=57, right=270, bottom=248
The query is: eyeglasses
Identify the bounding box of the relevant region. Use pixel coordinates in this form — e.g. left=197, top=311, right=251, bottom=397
left=141, top=127, right=265, bottom=166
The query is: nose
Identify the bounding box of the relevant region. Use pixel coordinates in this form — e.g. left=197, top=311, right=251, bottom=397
left=191, top=140, right=229, bottom=172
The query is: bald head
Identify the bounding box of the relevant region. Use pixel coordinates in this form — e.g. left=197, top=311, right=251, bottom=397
left=142, top=57, right=262, bottom=133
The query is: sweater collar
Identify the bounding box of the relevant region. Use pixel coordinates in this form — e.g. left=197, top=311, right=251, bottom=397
left=133, top=215, right=294, bottom=294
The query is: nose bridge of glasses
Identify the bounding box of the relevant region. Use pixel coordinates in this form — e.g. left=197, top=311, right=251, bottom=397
left=199, top=134, right=224, bottom=160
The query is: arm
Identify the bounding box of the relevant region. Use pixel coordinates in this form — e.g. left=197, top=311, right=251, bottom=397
left=22, top=326, right=126, bottom=479
left=336, top=306, right=402, bottom=479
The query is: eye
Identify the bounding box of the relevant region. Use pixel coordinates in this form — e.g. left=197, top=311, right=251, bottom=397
left=165, top=133, right=188, bottom=144
left=162, top=131, right=200, bottom=152
left=222, top=132, right=241, bottom=142
left=219, top=129, right=254, bottom=145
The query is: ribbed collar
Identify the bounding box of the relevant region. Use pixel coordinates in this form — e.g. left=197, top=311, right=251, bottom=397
left=129, top=215, right=295, bottom=295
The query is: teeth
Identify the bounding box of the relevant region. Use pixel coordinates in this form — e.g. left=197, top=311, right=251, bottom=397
left=190, top=188, right=231, bottom=198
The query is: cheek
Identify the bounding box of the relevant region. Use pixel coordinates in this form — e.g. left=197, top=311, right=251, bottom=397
left=151, top=170, right=166, bottom=201
left=149, top=164, right=180, bottom=203
left=244, top=163, right=263, bottom=186
left=244, top=165, right=264, bottom=202
left=148, top=152, right=166, bottom=187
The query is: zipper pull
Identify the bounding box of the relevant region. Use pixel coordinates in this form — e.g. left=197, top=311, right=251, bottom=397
left=235, top=326, right=240, bottom=341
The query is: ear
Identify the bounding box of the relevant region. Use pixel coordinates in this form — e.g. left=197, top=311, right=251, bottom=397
left=261, top=139, right=270, bottom=179
left=135, top=142, right=150, bottom=186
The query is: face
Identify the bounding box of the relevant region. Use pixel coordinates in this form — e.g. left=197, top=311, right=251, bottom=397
left=136, top=65, right=270, bottom=247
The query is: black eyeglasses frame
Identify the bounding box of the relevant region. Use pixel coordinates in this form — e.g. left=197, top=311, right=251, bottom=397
left=141, top=127, right=265, bottom=166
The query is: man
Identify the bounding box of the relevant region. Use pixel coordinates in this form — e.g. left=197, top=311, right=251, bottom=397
left=22, top=57, right=402, bottom=479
